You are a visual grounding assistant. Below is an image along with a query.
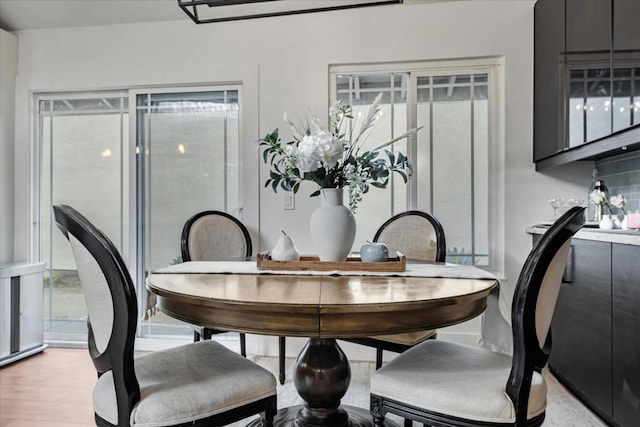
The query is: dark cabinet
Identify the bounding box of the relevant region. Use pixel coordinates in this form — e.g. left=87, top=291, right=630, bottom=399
left=612, top=0, right=640, bottom=132
left=565, top=0, right=611, bottom=53
left=534, top=0, right=640, bottom=170
left=612, top=243, right=640, bottom=427
left=549, top=239, right=613, bottom=420
left=534, top=0, right=565, bottom=160
left=543, top=237, right=640, bottom=427
left=614, top=0, right=640, bottom=51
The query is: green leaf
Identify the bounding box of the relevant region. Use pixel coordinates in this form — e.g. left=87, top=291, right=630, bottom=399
left=385, top=149, right=395, bottom=165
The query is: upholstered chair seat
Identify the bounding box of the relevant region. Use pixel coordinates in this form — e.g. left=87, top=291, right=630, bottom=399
left=94, top=340, right=276, bottom=426
left=370, top=340, right=547, bottom=424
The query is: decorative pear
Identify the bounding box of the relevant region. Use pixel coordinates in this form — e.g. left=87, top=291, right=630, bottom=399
left=271, top=230, right=300, bottom=261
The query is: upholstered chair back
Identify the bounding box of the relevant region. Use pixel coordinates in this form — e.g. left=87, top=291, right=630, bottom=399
left=69, top=233, right=115, bottom=353
left=374, top=210, right=446, bottom=262
left=534, top=239, right=571, bottom=348
left=181, top=210, right=252, bottom=261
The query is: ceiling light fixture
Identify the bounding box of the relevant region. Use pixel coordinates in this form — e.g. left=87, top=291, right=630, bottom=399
left=177, top=0, right=403, bottom=24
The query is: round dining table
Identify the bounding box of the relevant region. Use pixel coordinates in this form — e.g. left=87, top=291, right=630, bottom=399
left=146, top=263, right=498, bottom=427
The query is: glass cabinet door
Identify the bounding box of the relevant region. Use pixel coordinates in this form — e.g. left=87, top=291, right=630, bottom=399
left=565, top=0, right=612, bottom=147
left=613, top=0, right=640, bottom=132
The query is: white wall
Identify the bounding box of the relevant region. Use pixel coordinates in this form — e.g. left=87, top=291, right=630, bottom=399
left=10, top=0, right=594, bottom=356
left=0, top=29, right=17, bottom=264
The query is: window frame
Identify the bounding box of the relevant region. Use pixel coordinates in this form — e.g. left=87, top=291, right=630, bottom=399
left=329, top=57, right=505, bottom=276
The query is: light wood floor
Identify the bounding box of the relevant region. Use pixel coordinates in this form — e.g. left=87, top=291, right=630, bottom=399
left=0, top=349, right=95, bottom=426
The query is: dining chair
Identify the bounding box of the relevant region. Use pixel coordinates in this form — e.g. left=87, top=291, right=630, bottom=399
left=181, top=210, right=288, bottom=385
left=344, top=210, right=446, bottom=369
left=369, top=206, right=585, bottom=427
left=53, top=204, right=277, bottom=427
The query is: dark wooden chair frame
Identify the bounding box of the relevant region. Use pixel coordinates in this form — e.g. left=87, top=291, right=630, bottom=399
left=181, top=210, right=288, bottom=385
left=369, top=206, right=585, bottom=427
left=344, top=210, right=447, bottom=369
left=54, top=205, right=277, bottom=427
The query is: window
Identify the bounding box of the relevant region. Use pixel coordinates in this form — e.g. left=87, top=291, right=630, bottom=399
left=37, top=87, right=242, bottom=340
left=330, top=59, right=503, bottom=271
left=134, top=89, right=241, bottom=337
left=39, top=93, right=128, bottom=339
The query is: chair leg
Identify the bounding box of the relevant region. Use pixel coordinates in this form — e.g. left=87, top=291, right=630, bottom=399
left=240, top=333, right=247, bottom=357
left=371, top=394, right=387, bottom=427
left=203, top=328, right=213, bottom=340
left=278, top=336, right=286, bottom=385
left=403, top=419, right=413, bottom=427
left=373, top=416, right=386, bottom=427
left=261, top=396, right=277, bottom=427
left=193, top=330, right=201, bottom=342
left=376, top=348, right=384, bottom=370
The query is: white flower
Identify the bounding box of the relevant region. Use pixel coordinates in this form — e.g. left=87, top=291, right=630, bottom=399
left=296, top=130, right=343, bottom=173
left=610, top=194, right=626, bottom=209
left=589, top=190, right=607, bottom=205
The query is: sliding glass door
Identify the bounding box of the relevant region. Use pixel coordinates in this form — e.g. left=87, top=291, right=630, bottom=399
left=39, top=94, right=128, bottom=338
left=38, top=87, right=241, bottom=340
left=135, top=89, right=241, bottom=337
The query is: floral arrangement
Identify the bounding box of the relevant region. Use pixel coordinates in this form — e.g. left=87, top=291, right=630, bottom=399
left=610, top=194, right=626, bottom=214
left=590, top=190, right=627, bottom=215
left=259, top=93, right=419, bottom=212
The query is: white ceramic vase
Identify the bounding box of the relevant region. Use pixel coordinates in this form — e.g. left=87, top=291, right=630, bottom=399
left=612, top=215, right=621, bottom=229
left=620, top=215, right=628, bottom=230
left=599, top=214, right=614, bottom=230
left=309, top=188, right=356, bottom=261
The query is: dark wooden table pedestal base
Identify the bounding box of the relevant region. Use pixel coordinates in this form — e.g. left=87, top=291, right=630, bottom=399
left=247, top=338, right=398, bottom=427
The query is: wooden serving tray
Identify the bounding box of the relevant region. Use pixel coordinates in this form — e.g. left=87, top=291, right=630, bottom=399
left=256, top=252, right=406, bottom=272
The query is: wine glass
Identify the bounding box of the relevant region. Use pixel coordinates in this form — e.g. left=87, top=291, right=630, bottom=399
left=548, top=199, right=560, bottom=219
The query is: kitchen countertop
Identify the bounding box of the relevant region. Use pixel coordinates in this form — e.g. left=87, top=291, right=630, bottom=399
left=527, top=224, right=640, bottom=246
